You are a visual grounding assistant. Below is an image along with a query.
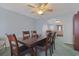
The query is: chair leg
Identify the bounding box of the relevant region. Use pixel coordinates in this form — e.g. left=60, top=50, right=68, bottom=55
left=49, top=46, right=52, bottom=56
left=52, top=45, right=53, bottom=54
left=45, top=47, right=48, bottom=56
left=45, top=50, right=47, bottom=56
left=54, top=42, right=55, bottom=50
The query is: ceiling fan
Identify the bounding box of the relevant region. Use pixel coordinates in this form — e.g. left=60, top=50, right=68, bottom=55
left=27, top=3, right=53, bottom=15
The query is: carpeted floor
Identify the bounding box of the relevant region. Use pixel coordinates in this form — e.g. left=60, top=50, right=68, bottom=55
left=0, top=37, right=79, bottom=56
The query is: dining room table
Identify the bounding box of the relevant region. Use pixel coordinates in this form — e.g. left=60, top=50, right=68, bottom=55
left=18, top=36, right=46, bottom=56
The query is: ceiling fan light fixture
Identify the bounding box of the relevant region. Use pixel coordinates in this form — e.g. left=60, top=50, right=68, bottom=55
left=37, top=10, right=44, bottom=15
left=27, top=3, right=53, bottom=15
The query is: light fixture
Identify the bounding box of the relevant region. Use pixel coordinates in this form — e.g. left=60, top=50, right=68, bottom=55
left=27, top=3, right=53, bottom=15
left=37, top=10, right=43, bottom=15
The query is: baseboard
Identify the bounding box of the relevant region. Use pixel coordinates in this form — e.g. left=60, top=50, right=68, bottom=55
left=64, top=43, right=73, bottom=45
left=63, top=41, right=73, bottom=45
left=64, top=43, right=74, bottom=49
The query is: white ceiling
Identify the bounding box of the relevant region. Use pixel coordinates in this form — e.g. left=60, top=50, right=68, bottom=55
left=0, top=3, right=79, bottom=20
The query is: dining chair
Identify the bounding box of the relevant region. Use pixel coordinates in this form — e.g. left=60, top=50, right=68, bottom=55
left=31, top=31, right=39, bottom=38
left=37, top=32, right=54, bottom=56
left=23, top=31, right=30, bottom=40
left=52, top=32, right=56, bottom=50
left=7, top=34, right=29, bottom=56
left=36, top=31, right=57, bottom=56
left=49, top=32, right=56, bottom=55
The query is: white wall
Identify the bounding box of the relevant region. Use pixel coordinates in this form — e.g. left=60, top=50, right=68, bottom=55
left=0, top=7, right=36, bottom=47
left=63, top=15, right=73, bottom=44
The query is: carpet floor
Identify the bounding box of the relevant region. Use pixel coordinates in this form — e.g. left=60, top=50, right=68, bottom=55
left=0, top=37, right=79, bottom=56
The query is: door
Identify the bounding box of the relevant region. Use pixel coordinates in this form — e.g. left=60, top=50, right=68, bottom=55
left=73, top=12, right=79, bottom=50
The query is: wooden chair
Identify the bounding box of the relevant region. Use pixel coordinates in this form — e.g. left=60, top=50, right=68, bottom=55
left=52, top=32, right=56, bottom=50
left=23, top=31, right=30, bottom=40
left=49, top=32, right=56, bottom=55
left=38, top=32, right=56, bottom=56
left=37, top=32, right=54, bottom=56
left=7, top=34, right=29, bottom=56
left=46, top=30, right=52, bottom=35
left=31, top=31, right=39, bottom=38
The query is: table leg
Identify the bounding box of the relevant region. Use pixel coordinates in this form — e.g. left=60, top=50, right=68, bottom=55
left=30, top=47, right=36, bottom=56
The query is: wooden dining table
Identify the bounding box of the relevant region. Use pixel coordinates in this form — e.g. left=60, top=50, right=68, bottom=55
left=18, top=37, right=46, bottom=56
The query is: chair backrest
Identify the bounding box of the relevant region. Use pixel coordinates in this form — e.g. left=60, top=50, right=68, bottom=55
left=51, top=32, right=56, bottom=44
left=46, top=30, right=52, bottom=36
left=31, top=31, right=38, bottom=38
left=7, top=34, right=19, bottom=56
left=23, top=31, right=30, bottom=40
left=46, top=32, right=56, bottom=45
left=31, top=31, right=37, bottom=33
left=52, top=32, right=56, bottom=40
left=44, top=32, right=52, bottom=47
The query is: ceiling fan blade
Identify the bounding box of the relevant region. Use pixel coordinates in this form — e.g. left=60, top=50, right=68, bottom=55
left=41, top=3, right=48, bottom=7
left=37, top=3, right=48, bottom=8
left=37, top=3, right=42, bottom=7
left=27, top=5, right=35, bottom=8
